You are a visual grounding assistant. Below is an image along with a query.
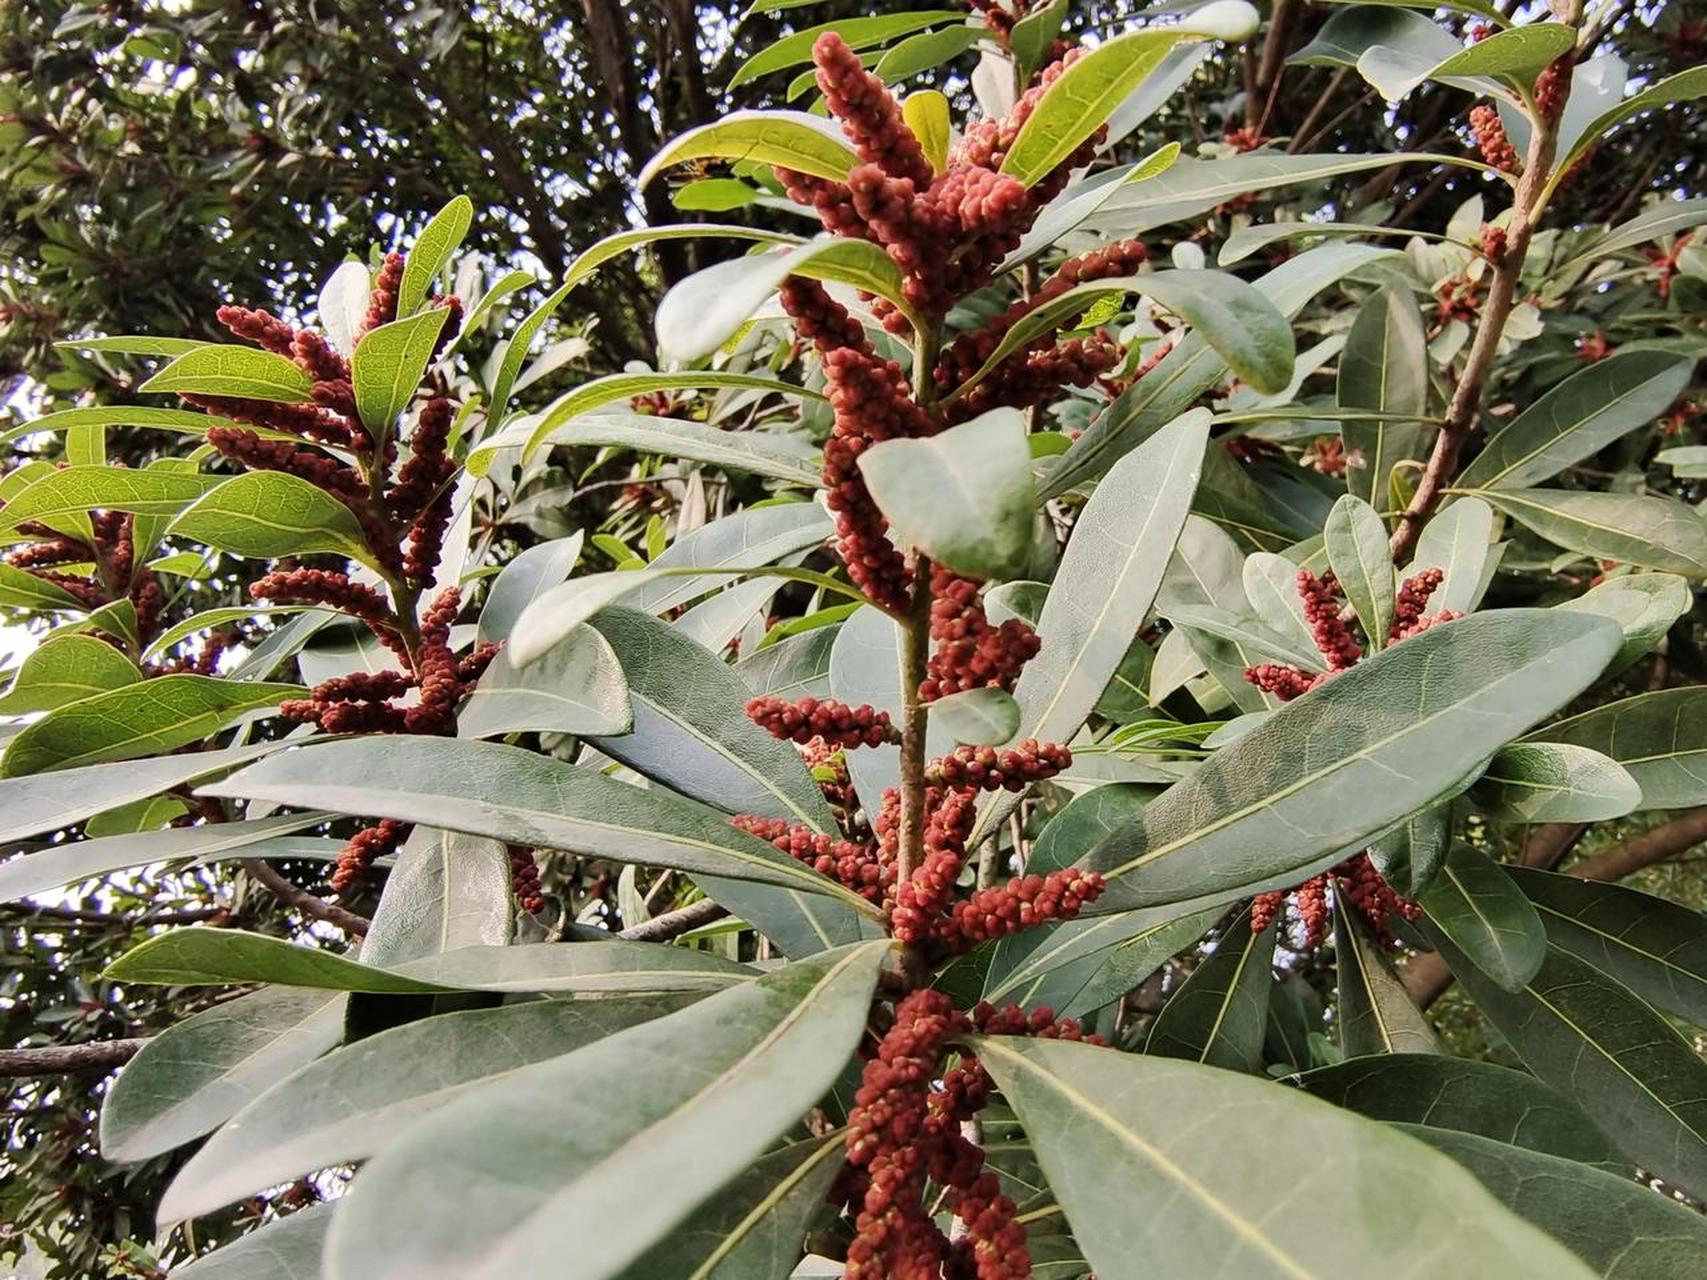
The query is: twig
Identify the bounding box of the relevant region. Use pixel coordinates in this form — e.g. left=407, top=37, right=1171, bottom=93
left=239, top=858, right=370, bottom=939
left=615, top=897, right=727, bottom=942
left=0, top=1038, right=148, bottom=1078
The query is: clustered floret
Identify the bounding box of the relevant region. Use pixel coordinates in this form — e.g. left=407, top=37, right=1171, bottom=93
left=921, top=565, right=1041, bottom=700
left=1, top=485, right=166, bottom=646
left=746, top=695, right=900, bottom=748
left=1469, top=105, right=1519, bottom=174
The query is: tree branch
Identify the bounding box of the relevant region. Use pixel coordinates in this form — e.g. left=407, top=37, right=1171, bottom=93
left=0, top=1038, right=147, bottom=1078
left=615, top=897, right=727, bottom=942
left=240, top=859, right=370, bottom=939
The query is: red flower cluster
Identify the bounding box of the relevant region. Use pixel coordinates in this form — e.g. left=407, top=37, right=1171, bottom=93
left=1, top=488, right=166, bottom=645
left=1300, top=569, right=1362, bottom=671
left=1251, top=851, right=1421, bottom=948
left=746, top=694, right=899, bottom=748
left=1469, top=105, right=1519, bottom=174
left=922, top=740, right=1072, bottom=792
left=1534, top=54, right=1572, bottom=121
left=840, top=991, right=1100, bottom=1280
left=732, top=812, right=892, bottom=905
left=921, top=565, right=1040, bottom=701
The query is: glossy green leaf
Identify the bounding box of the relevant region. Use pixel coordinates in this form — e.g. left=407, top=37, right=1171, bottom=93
left=101, top=986, right=347, bottom=1162
left=170, top=471, right=379, bottom=569
left=140, top=343, right=313, bottom=402
left=1144, top=903, right=1275, bottom=1073
left=160, top=996, right=703, bottom=1221
left=201, top=736, right=878, bottom=913
left=399, top=195, right=473, bottom=318
left=1533, top=687, right=1707, bottom=809
left=1324, top=494, right=1396, bottom=650
left=142, top=605, right=311, bottom=664
left=1407, top=495, right=1497, bottom=615
left=639, top=111, right=860, bottom=185
left=1368, top=802, right=1451, bottom=899
left=0, top=675, right=301, bottom=777
left=359, top=826, right=515, bottom=969
left=878, top=27, right=981, bottom=83
left=1421, top=846, right=1547, bottom=992
left=1339, top=285, right=1429, bottom=509
left=323, top=942, right=885, bottom=1280
left=562, top=225, right=801, bottom=295
left=671, top=177, right=760, bottom=212
left=56, top=334, right=210, bottom=358
left=901, top=90, right=951, bottom=173
left=171, top=1203, right=332, bottom=1280
left=492, top=411, right=823, bottom=486
left=1085, top=611, right=1620, bottom=913
left=1564, top=197, right=1707, bottom=271
left=974, top=1036, right=1594, bottom=1280
left=1558, top=573, right=1692, bottom=673
left=1459, top=352, right=1692, bottom=491
left=1473, top=742, right=1640, bottom=823
left=930, top=687, right=1021, bottom=747
left=489, top=281, right=575, bottom=428
left=1547, top=67, right=1707, bottom=204
left=14, top=405, right=304, bottom=447
left=351, top=309, right=451, bottom=437
left=457, top=622, right=631, bottom=739
left=0, top=465, right=221, bottom=539
left=727, top=12, right=962, bottom=87
left=1334, top=901, right=1444, bottom=1056
left=860, top=408, right=1035, bottom=580
left=0, top=562, right=89, bottom=611
left=0, top=635, right=141, bottom=714
left=107, top=929, right=452, bottom=993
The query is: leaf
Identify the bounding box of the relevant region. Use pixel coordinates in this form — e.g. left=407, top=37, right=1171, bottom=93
left=1508, top=866, right=1707, bottom=1030
left=101, top=986, right=347, bottom=1162
left=358, top=826, right=515, bottom=969
left=875, top=26, right=982, bottom=83
left=170, top=1203, right=332, bottom=1280
left=1143, top=903, right=1275, bottom=1073
left=351, top=309, right=451, bottom=437
left=901, top=90, right=951, bottom=173
left=1472, top=742, right=1640, bottom=822
left=1292, top=1056, right=1616, bottom=1163
left=672, top=178, right=760, bottom=212
left=1161, top=604, right=1321, bottom=671
left=0, top=635, right=141, bottom=714
left=930, top=687, right=1021, bottom=746
left=0, top=562, right=89, bottom=612
left=13, top=405, right=304, bottom=446
left=1339, top=285, right=1429, bottom=508
left=1421, top=846, right=1548, bottom=992
left=998, top=26, right=1209, bottom=187
left=1290, top=5, right=1462, bottom=68
left=973, top=1037, right=1595, bottom=1280
left=1426, top=928, right=1707, bottom=1198
left=0, top=675, right=301, bottom=777
left=477, top=411, right=822, bottom=486
left=142, top=606, right=309, bottom=665
left=488, top=281, right=575, bottom=428
left=1564, top=197, right=1707, bottom=271
left=318, top=259, right=372, bottom=356
left=1355, top=23, right=1572, bottom=103
left=106, top=930, right=451, bottom=993
left=639, top=111, right=861, bottom=184
left=1557, top=573, right=1691, bottom=673
left=1533, top=688, right=1707, bottom=809
left=859, top=408, right=1036, bottom=580
left=1057, top=908, right=1222, bottom=1020
left=0, top=812, right=328, bottom=902
left=457, top=623, right=631, bottom=739
left=1548, top=67, right=1707, bottom=204
left=56, top=334, right=210, bottom=358
left=562, top=225, right=801, bottom=295
left=140, top=344, right=314, bottom=402
left=169, top=471, right=379, bottom=569
left=202, top=736, right=878, bottom=913
left=1408, top=495, right=1497, bottom=615
left=1324, top=495, right=1396, bottom=650
left=1085, top=611, right=1619, bottom=914
left=160, top=997, right=702, bottom=1222
left=322, top=942, right=886, bottom=1280
left=1401, top=1127, right=1707, bottom=1280
left=399, top=196, right=474, bottom=318
left=727, top=12, right=963, bottom=87
left=0, top=465, right=222, bottom=539
left=1459, top=352, right=1693, bottom=491
left=1333, top=902, right=1444, bottom=1056
left=1368, top=803, right=1451, bottom=899
left=477, top=534, right=584, bottom=644
left=736, top=624, right=838, bottom=699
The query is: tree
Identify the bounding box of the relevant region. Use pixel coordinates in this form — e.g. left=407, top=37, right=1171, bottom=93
left=5, top=0, right=1707, bottom=1276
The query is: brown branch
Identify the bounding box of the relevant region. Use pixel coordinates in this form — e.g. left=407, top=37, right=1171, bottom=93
left=0, top=1038, right=147, bottom=1078
left=615, top=897, right=727, bottom=942
left=240, top=858, right=370, bottom=939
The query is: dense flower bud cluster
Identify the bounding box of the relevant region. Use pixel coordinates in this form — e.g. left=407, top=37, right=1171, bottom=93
left=1469, top=105, right=1519, bottom=174
left=0, top=493, right=165, bottom=648
left=1251, top=851, right=1421, bottom=949
left=508, top=848, right=545, bottom=915
left=732, top=812, right=893, bottom=904
left=1300, top=570, right=1363, bottom=671
left=361, top=252, right=404, bottom=335
left=945, top=867, right=1106, bottom=949
left=921, top=566, right=1040, bottom=700
left=745, top=694, right=899, bottom=748
left=1534, top=55, right=1572, bottom=120
left=331, top=818, right=408, bottom=895
left=922, top=740, right=1072, bottom=792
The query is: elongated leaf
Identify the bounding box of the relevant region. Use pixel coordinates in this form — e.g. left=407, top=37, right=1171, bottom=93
left=728, top=12, right=962, bottom=86
left=0, top=465, right=221, bottom=539
left=1368, top=798, right=1452, bottom=899
left=1421, top=846, right=1547, bottom=992
left=14, top=405, right=304, bottom=446
left=478, top=412, right=821, bottom=486
left=1057, top=908, right=1221, bottom=1019
left=393, top=942, right=753, bottom=995
left=477, top=534, right=584, bottom=645
left=399, top=196, right=473, bottom=318
left=1085, top=611, right=1620, bottom=913
left=974, top=1037, right=1594, bottom=1280
left=352, top=309, right=451, bottom=437
left=1473, top=742, right=1640, bottom=822
left=1401, top=1127, right=1707, bottom=1280
left=318, top=259, right=371, bottom=355
left=901, top=89, right=951, bottom=172
left=1428, top=928, right=1707, bottom=1197
left=142, top=605, right=310, bottom=664
left=0, top=675, right=300, bottom=777
left=1558, top=572, right=1691, bottom=673
left=1144, top=903, right=1275, bottom=1073
left=860, top=408, right=1035, bottom=580
left=1292, top=1056, right=1616, bottom=1163
left=0, top=811, right=328, bottom=902
left=0, top=635, right=141, bottom=714
left=1547, top=67, right=1707, bottom=203
left=1533, top=687, right=1707, bottom=809
left=1459, top=352, right=1692, bottom=491
left=160, top=997, right=702, bottom=1221
left=140, top=344, right=313, bottom=402
left=107, top=930, right=451, bottom=993
left=1509, top=866, right=1707, bottom=1029
left=930, top=687, right=1021, bottom=747
left=56, top=334, right=209, bottom=358
left=101, top=986, right=347, bottom=1162
left=1408, top=495, right=1497, bottom=615
left=1290, top=5, right=1463, bottom=68
left=489, top=281, right=574, bottom=428
left=359, top=826, right=514, bottom=969
left=1339, top=285, right=1429, bottom=508
left=640, top=111, right=860, bottom=185
left=562, top=224, right=801, bottom=295
left=201, top=737, right=877, bottom=913
left=1334, top=901, right=1443, bottom=1056
left=323, top=942, right=885, bottom=1280
left=171, top=1203, right=332, bottom=1280
left=170, top=471, right=379, bottom=569
left=457, top=623, right=631, bottom=739
left=1324, top=494, right=1396, bottom=649
left=1564, top=197, right=1707, bottom=271
left=0, top=562, right=89, bottom=611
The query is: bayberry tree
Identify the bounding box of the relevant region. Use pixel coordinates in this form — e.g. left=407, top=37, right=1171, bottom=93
left=5, top=1, right=1707, bottom=1278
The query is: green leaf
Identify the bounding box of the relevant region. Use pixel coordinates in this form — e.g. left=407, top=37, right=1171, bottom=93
left=12, top=405, right=305, bottom=446
left=1290, top=5, right=1462, bottom=68
left=1162, top=604, right=1322, bottom=672
left=1339, top=285, right=1429, bottom=508
left=1407, top=495, right=1497, bottom=615
left=1144, top=903, right=1275, bottom=1073
left=727, top=12, right=963, bottom=87
left=0, top=635, right=141, bottom=714
left=457, top=623, right=631, bottom=739
left=639, top=111, right=861, bottom=184
left=106, top=930, right=452, bottom=993
left=930, top=687, right=1021, bottom=746
left=671, top=177, right=760, bottom=212
left=860, top=408, right=1036, bottom=580
left=1547, top=67, right=1707, bottom=205
left=901, top=90, right=952, bottom=173
left=1459, top=352, right=1693, bottom=491
left=351, top=308, right=451, bottom=438
left=973, top=1037, right=1595, bottom=1280
left=170, top=1203, right=332, bottom=1280
left=1657, top=444, right=1707, bottom=478
left=1334, top=901, right=1444, bottom=1056
left=475, top=410, right=822, bottom=486
left=160, top=997, right=702, bottom=1222
left=488, top=281, right=575, bottom=428
left=1472, top=742, right=1640, bottom=823
left=876, top=27, right=981, bottom=83
left=1356, top=22, right=1572, bottom=102
left=201, top=736, right=879, bottom=914
left=142, top=605, right=312, bottom=665
left=322, top=942, right=886, bottom=1280
left=0, top=465, right=222, bottom=539
left=1401, top=1127, right=1707, bottom=1280
left=1085, top=611, right=1620, bottom=913
left=561, top=225, right=802, bottom=296
left=101, top=986, right=347, bottom=1162
left=1292, top=1056, right=1617, bottom=1163
left=56, top=334, right=210, bottom=358
left=0, top=812, right=328, bottom=902
left=1534, top=688, right=1707, bottom=809
left=1564, top=198, right=1707, bottom=271
left=1324, top=494, right=1396, bottom=650
left=1509, top=867, right=1707, bottom=1030
left=1368, top=800, right=1451, bottom=899
left=359, top=826, right=515, bottom=969
left=0, top=675, right=302, bottom=777
left=477, top=535, right=584, bottom=645
left=1427, top=928, right=1707, bottom=1198
left=0, top=562, right=89, bottom=612
left=399, top=195, right=474, bottom=318
left=169, top=471, right=380, bottom=570
left=1009, top=0, right=1068, bottom=78
left=140, top=344, right=314, bottom=403
left=999, top=26, right=1210, bottom=187
left=1558, top=573, right=1692, bottom=673
left=1421, top=845, right=1548, bottom=992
